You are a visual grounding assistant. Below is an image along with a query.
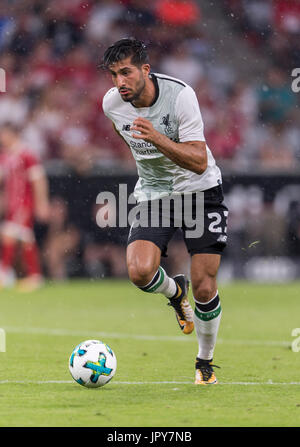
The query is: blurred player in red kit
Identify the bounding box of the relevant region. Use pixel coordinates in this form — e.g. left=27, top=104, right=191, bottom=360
left=0, top=122, right=50, bottom=291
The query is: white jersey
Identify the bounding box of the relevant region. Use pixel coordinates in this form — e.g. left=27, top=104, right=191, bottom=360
left=102, top=73, right=222, bottom=202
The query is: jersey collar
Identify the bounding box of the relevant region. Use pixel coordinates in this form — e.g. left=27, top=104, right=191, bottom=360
left=130, top=73, right=159, bottom=109
left=148, top=73, right=159, bottom=107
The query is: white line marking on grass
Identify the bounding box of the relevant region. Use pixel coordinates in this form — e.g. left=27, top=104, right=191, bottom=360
left=0, top=380, right=299, bottom=386
left=0, top=380, right=74, bottom=384
left=3, top=326, right=291, bottom=347
left=114, top=381, right=300, bottom=386
left=4, top=326, right=188, bottom=342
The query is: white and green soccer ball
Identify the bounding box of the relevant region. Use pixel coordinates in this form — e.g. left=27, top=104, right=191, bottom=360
left=69, top=340, right=117, bottom=388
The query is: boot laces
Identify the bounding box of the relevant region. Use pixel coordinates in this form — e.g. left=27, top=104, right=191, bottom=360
left=196, top=359, right=220, bottom=381
left=168, top=297, right=193, bottom=322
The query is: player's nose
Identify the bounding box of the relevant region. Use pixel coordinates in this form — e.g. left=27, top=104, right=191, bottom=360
left=116, top=75, right=126, bottom=89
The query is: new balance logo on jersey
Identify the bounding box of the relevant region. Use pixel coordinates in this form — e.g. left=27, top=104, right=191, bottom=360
left=122, top=124, right=131, bottom=131
left=160, top=114, right=173, bottom=134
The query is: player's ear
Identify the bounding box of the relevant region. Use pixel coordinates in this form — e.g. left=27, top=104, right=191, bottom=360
left=141, top=64, right=150, bottom=77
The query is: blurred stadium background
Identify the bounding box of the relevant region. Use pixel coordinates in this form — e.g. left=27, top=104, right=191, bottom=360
left=0, top=0, right=299, bottom=284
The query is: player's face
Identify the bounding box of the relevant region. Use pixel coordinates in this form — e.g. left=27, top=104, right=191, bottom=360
left=0, top=129, right=15, bottom=148
left=108, top=57, right=149, bottom=103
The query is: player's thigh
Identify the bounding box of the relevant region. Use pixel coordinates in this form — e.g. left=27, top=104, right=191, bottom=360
left=126, top=240, right=162, bottom=285
left=0, top=232, right=16, bottom=245
left=190, top=253, right=221, bottom=302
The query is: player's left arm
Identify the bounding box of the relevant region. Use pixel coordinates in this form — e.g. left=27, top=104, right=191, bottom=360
left=28, top=164, right=50, bottom=223
left=131, top=86, right=208, bottom=175
left=131, top=119, right=207, bottom=174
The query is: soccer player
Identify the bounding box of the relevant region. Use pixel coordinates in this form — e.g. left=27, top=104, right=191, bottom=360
left=102, top=39, right=228, bottom=384
left=0, top=122, right=50, bottom=291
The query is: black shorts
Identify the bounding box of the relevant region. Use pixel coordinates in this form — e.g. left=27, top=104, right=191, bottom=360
left=127, top=185, right=228, bottom=257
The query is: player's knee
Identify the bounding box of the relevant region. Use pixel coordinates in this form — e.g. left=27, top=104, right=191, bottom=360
left=193, top=277, right=216, bottom=303
left=127, top=261, right=156, bottom=287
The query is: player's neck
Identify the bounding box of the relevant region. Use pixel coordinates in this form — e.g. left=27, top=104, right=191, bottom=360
left=8, top=140, right=22, bottom=152
left=131, top=76, right=156, bottom=108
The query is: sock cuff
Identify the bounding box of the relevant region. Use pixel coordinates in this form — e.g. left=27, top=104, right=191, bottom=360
left=194, top=304, right=221, bottom=321
left=194, top=292, right=220, bottom=313
left=139, top=266, right=165, bottom=293
left=194, top=292, right=221, bottom=321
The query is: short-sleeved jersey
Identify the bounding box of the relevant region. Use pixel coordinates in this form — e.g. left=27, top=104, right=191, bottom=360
left=103, top=73, right=222, bottom=202
left=0, top=147, right=44, bottom=227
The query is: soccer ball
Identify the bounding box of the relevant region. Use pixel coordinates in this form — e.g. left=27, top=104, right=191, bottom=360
left=69, top=340, right=117, bottom=388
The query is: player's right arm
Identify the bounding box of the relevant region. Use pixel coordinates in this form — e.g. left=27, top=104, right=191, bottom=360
left=102, top=87, right=117, bottom=121
left=102, top=88, right=122, bottom=140
left=31, top=169, right=50, bottom=223
left=25, top=154, right=50, bottom=223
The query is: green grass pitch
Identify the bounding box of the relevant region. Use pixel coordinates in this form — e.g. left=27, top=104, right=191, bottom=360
left=0, top=279, right=299, bottom=427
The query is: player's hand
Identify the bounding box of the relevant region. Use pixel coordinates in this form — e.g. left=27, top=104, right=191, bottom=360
left=131, top=118, right=160, bottom=143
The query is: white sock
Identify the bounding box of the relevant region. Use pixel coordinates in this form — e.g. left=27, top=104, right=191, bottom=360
left=137, top=266, right=177, bottom=298
left=193, top=292, right=222, bottom=360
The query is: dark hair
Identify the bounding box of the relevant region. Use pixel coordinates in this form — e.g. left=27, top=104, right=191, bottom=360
left=0, top=121, right=21, bottom=134
left=101, top=38, right=149, bottom=69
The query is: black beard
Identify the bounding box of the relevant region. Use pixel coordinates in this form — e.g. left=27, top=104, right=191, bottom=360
left=122, top=80, right=146, bottom=104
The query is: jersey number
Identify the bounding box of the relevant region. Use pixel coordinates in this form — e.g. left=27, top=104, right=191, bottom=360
left=208, top=211, right=228, bottom=233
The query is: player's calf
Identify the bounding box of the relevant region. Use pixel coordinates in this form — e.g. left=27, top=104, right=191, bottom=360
left=127, top=261, right=159, bottom=287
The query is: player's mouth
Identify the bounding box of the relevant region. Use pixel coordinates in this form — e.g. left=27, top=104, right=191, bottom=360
left=119, top=88, right=131, bottom=96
